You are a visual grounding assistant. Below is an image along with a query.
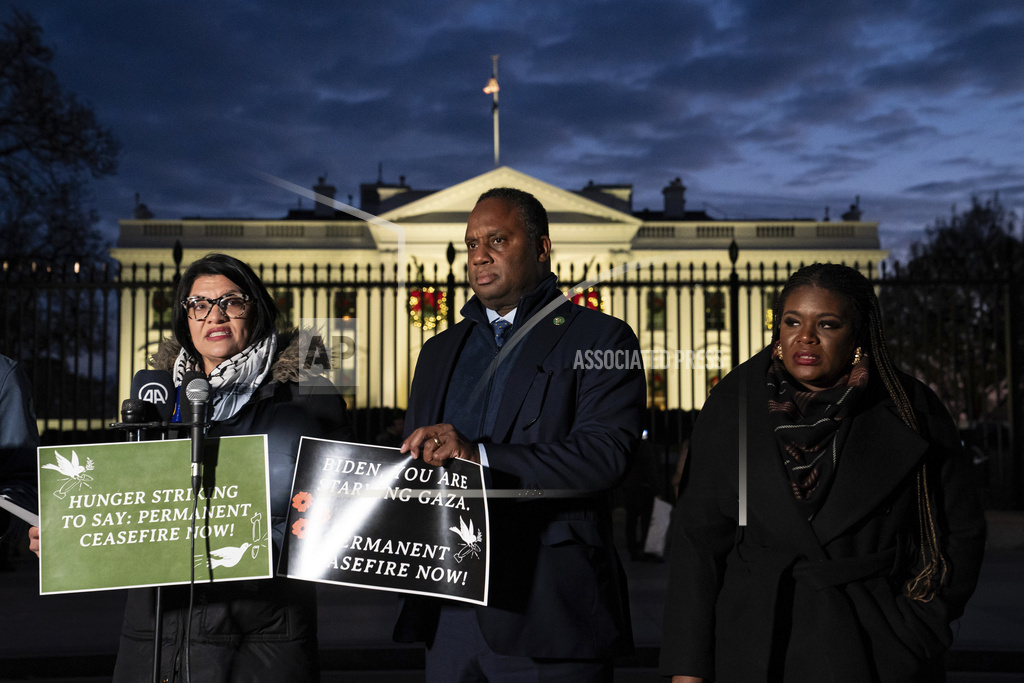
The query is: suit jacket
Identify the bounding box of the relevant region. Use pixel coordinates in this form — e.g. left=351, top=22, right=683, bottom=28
left=659, top=346, right=986, bottom=682
left=394, top=276, right=646, bottom=659
left=0, top=354, right=38, bottom=539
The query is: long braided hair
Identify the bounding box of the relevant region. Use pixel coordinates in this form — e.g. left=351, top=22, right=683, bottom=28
left=772, top=263, right=947, bottom=602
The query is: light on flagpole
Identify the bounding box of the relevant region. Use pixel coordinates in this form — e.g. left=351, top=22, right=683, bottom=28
left=483, top=55, right=500, bottom=167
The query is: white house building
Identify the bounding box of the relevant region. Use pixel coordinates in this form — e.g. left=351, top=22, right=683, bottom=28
left=111, top=166, right=886, bottom=411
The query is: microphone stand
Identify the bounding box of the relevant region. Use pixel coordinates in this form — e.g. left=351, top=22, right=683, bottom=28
left=182, top=377, right=210, bottom=683
left=114, top=381, right=209, bottom=683
left=113, top=403, right=167, bottom=683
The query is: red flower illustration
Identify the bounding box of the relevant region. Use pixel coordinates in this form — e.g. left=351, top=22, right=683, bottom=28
left=291, top=518, right=308, bottom=539
left=291, top=491, right=313, bottom=512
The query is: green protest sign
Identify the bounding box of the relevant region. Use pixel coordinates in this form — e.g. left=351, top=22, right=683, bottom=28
left=38, top=435, right=272, bottom=594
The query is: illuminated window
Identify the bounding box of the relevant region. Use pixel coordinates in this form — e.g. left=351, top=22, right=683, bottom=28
left=274, top=290, right=295, bottom=326
left=649, top=369, right=667, bottom=409
left=764, top=290, right=777, bottom=331
left=647, top=290, right=667, bottom=331
left=151, top=289, right=174, bottom=330
left=705, top=290, right=725, bottom=331
left=334, top=289, right=357, bottom=319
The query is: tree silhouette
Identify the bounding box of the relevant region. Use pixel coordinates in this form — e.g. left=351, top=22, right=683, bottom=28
left=0, top=9, right=120, bottom=422
left=881, top=195, right=1020, bottom=425
left=0, top=8, right=118, bottom=265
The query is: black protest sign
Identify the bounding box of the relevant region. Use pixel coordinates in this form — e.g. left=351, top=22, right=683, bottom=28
left=280, top=438, right=489, bottom=605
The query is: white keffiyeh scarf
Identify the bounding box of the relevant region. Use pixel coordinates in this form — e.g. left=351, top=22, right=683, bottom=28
left=172, top=333, right=278, bottom=422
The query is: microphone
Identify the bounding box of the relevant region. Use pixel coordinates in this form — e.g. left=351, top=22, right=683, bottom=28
left=177, top=371, right=205, bottom=426
left=120, top=398, right=147, bottom=442
left=131, top=369, right=175, bottom=423
left=183, top=373, right=211, bottom=494
left=110, top=369, right=175, bottom=437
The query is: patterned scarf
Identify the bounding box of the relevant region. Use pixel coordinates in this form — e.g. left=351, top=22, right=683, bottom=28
left=766, top=356, right=869, bottom=516
left=172, top=333, right=278, bottom=422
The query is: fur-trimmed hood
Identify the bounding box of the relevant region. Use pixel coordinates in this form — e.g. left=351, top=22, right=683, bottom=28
left=150, top=328, right=313, bottom=383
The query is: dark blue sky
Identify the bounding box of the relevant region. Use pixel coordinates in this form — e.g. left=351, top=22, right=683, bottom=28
left=21, top=0, right=1024, bottom=257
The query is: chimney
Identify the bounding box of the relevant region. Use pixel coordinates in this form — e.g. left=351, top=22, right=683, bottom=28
left=133, top=193, right=154, bottom=219
left=313, top=176, right=336, bottom=218
left=662, top=177, right=687, bottom=219
left=840, top=195, right=862, bottom=221
left=360, top=183, right=380, bottom=214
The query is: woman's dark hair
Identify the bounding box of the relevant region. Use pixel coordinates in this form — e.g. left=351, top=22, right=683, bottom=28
left=772, top=263, right=946, bottom=600
left=172, top=253, right=279, bottom=363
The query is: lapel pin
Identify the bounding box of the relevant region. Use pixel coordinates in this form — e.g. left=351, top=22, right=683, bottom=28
left=553, top=316, right=565, bottom=325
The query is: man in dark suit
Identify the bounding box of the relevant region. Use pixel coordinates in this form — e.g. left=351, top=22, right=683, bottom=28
left=1, top=354, right=39, bottom=564
left=396, top=187, right=646, bottom=681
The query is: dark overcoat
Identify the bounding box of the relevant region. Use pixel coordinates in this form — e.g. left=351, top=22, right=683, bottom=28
left=113, top=331, right=351, bottom=683
left=394, top=277, right=646, bottom=659
left=0, top=354, right=38, bottom=539
left=660, top=346, right=986, bottom=682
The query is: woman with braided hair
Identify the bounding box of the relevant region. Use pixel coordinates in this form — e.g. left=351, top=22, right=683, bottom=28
left=660, top=263, right=986, bottom=682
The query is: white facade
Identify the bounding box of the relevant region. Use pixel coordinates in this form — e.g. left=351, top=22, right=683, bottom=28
left=111, top=167, right=887, bottom=410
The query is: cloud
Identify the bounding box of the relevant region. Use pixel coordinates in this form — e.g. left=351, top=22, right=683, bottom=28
left=17, top=0, right=1024, bottom=253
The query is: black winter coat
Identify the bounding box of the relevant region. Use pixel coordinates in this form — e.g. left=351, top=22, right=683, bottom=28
left=113, top=333, right=350, bottom=683
left=659, top=347, right=986, bottom=682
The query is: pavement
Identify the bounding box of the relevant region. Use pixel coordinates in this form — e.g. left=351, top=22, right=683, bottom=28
left=2, top=510, right=1023, bottom=682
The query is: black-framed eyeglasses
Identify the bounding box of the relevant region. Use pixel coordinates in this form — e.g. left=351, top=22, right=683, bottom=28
left=181, top=294, right=251, bottom=321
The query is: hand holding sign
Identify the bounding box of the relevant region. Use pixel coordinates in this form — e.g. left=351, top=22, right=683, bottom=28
left=282, top=438, right=490, bottom=605
left=401, top=423, right=480, bottom=466
left=36, top=435, right=272, bottom=594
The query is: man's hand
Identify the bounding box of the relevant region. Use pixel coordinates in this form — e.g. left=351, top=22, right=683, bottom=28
left=28, top=525, right=39, bottom=558
left=401, top=424, right=480, bottom=466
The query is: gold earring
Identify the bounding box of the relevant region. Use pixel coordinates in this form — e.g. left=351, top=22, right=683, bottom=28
left=774, top=341, right=782, bottom=359
left=852, top=347, right=863, bottom=366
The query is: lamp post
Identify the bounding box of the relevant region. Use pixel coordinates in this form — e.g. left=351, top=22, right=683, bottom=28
left=728, top=239, right=740, bottom=371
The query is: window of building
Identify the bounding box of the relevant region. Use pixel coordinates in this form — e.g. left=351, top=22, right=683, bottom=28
left=334, top=289, right=357, bottom=320
left=647, top=290, right=667, bottom=331
left=150, top=289, right=174, bottom=330
left=764, top=290, right=777, bottom=331
left=274, top=289, right=295, bottom=327
left=707, top=368, right=722, bottom=395
left=704, top=290, right=725, bottom=331
left=649, top=369, right=666, bottom=409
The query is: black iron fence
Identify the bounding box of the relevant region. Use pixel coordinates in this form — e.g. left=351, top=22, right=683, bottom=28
left=2, top=246, right=1020, bottom=508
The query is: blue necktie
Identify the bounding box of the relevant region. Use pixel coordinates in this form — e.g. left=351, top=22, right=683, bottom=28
left=491, top=318, right=512, bottom=348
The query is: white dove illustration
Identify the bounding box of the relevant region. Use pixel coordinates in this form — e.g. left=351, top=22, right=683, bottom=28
left=42, top=451, right=86, bottom=477
left=449, top=517, right=478, bottom=545
left=197, top=543, right=252, bottom=569
left=449, top=517, right=482, bottom=562
left=42, top=450, right=95, bottom=498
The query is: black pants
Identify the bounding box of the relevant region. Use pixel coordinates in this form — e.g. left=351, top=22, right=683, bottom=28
left=425, top=605, right=613, bottom=683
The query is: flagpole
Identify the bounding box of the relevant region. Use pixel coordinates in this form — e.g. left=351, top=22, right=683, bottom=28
left=483, top=55, right=500, bottom=167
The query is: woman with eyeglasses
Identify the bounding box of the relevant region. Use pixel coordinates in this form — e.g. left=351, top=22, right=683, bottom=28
left=111, top=252, right=351, bottom=681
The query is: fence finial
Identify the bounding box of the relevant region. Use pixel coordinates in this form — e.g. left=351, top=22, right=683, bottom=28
left=172, top=240, right=183, bottom=286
